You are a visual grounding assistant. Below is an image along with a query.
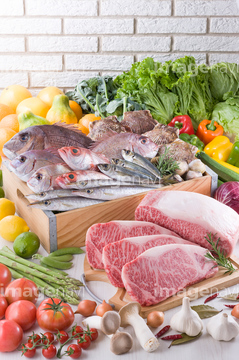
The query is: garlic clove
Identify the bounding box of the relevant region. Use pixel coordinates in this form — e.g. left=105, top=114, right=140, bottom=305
left=170, top=297, right=203, bottom=337
left=207, top=312, right=239, bottom=341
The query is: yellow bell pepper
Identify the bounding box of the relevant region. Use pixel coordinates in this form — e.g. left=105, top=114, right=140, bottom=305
left=204, top=136, right=233, bottom=162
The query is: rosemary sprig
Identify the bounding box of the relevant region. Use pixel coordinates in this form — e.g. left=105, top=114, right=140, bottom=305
left=155, top=147, right=179, bottom=176
left=204, top=233, right=235, bottom=275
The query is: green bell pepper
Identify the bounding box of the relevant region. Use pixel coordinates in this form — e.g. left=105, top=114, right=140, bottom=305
left=227, top=141, right=239, bottom=167
left=179, top=133, right=204, bottom=151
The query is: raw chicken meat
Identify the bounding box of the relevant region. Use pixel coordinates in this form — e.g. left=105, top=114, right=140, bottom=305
left=86, top=220, right=179, bottom=269
left=135, top=190, right=239, bottom=257
left=122, top=244, right=218, bottom=306
left=102, top=234, right=195, bottom=288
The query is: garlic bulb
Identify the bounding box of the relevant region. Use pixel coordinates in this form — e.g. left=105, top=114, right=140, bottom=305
left=170, top=297, right=203, bottom=337
left=206, top=312, right=239, bottom=341
left=188, top=159, right=206, bottom=174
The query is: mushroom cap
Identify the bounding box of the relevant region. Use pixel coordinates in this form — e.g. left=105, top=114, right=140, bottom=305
left=110, top=331, right=133, bottom=355
left=119, top=302, right=141, bottom=327
left=101, top=311, right=121, bottom=335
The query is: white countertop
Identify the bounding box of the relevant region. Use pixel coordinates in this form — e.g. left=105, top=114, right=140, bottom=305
left=0, top=237, right=239, bottom=360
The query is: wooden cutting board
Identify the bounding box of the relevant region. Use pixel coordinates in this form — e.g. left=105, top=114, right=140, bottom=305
left=84, top=255, right=239, bottom=318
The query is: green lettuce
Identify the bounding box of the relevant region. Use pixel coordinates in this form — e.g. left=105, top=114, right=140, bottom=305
left=209, top=62, right=239, bottom=101
left=211, top=95, right=239, bottom=141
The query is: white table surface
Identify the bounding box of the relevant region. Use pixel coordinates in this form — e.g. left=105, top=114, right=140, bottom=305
left=0, top=237, right=239, bottom=360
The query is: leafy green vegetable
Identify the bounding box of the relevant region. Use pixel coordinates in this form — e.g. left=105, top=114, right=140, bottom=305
left=209, top=62, right=239, bottom=101
left=191, top=305, right=222, bottom=319
left=155, top=147, right=179, bottom=176
left=211, top=95, right=239, bottom=141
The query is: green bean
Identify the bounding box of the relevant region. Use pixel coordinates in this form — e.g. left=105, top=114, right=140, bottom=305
left=40, top=263, right=68, bottom=276
left=49, top=247, right=84, bottom=256
left=40, top=256, right=73, bottom=270
left=47, top=254, right=73, bottom=262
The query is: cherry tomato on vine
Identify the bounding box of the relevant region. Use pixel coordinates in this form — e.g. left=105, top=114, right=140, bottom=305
left=89, top=328, right=98, bottom=341
left=72, top=325, right=84, bottom=338
left=42, top=344, right=56, bottom=359
left=28, top=333, right=41, bottom=345
left=67, top=344, right=82, bottom=359
left=43, top=332, right=54, bottom=345
left=77, top=334, right=91, bottom=350
left=21, top=343, right=36, bottom=358
left=58, top=330, right=69, bottom=344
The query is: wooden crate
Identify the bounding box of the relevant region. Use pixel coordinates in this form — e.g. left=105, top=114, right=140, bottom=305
left=2, top=164, right=216, bottom=253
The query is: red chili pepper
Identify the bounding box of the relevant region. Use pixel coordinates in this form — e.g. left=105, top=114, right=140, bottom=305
left=224, top=304, right=236, bottom=309
left=155, top=325, right=170, bottom=339
left=168, top=115, right=194, bottom=135
left=204, top=293, right=218, bottom=304
left=161, top=334, right=183, bottom=341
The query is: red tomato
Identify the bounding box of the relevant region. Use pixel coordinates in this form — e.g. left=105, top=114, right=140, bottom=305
left=0, top=264, right=11, bottom=293
left=72, top=325, right=84, bottom=338
left=28, top=333, right=41, bottom=345
left=37, top=298, right=74, bottom=332
left=42, top=344, right=56, bottom=359
left=5, top=278, right=38, bottom=304
left=21, top=343, right=36, bottom=358
left=0, top=319, right=23, bottom=352
left=58, top=330, right=69, bottom=344
left=5, top=300, right=36, bottom=331
left=0, top=295, right=8, bottom=319
left=89, top=328, right=98, bottom=341
left=67, top=344, right=82, bottom=359
left=43, top=332, right=54, bottom=345
left=77, top=334, right=91, bottom=350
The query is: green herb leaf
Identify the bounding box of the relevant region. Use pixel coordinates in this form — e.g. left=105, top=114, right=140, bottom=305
left=204, top=233, right=235, bottom=275
left=221, top=294, right=239, bottom=301
left=169, top=332, right=202, bottom=348
left=155, top=146, right=179, bottom=176
left=191, top=305, right=222, bottom=319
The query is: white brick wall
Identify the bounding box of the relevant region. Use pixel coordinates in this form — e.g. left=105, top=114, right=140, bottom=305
left=0, top=0, right=238, bottom=92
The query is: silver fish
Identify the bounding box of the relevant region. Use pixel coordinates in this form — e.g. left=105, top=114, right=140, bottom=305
left=73, top=186, right=161, bottom=201
left=25, top=189, right=78, bottom=201
left=111, top=158, right=157, bottom=180
left=97, top=163, right=158, bottom=183
left=27, top=164, right=71, bottom=193
left=9, top=149, right=64, bottom=182
left=28, top=197, right=104, bottom=211
left=55, top=170, right=110, bottom=189
left=57, top=179, right=159, bottom=190
left=122, top=149, right=162, bottom=179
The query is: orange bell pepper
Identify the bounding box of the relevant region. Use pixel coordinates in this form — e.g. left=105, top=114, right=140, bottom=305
left=196, top=120, right=224, bottom=145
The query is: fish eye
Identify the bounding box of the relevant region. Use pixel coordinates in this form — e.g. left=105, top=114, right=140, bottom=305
left=68, top=173, right=75, bottom=181
left=44, top=200, right=51, bottom=205
left=19, top=156, right=26, bottom=163
left=40, top=192, right=46, bottom=197
left=72, top=148, right=79, bottom=155
left=139, top=137, right=147, bottom=144
left=103, top=164, right=109, bottom=169
left=80, top=181, right=88, bottom=186
left=36, top=174, right=42, bottom=181
left=86, top=189, right=93, bottom=194
left=20, top=134, right=29, bottom=142
left=125, top=150, right=130, bottom=155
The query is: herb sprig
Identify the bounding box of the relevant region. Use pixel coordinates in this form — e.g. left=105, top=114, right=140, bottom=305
left=155, top=147, right=179, bottom=176
left=204, top=233, right=235, bottom=275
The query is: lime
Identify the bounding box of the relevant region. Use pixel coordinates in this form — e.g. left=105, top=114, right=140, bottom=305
left=0, top=187, right=4, bottom=198
left=13, top=232, right=40, bottom=258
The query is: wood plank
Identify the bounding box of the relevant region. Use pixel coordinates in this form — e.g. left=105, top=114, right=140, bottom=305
left=2, top=165, right=52, bottom=253
left=84, top=255, right=239, bottom=318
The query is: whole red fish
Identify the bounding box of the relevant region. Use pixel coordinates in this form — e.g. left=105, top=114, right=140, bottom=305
left=58, top=146, right=110, bottom=171
left=3, top=123, right=94, bottom=160
left=56, top=170, right=110, bottom=189
left=91, top=132, right=159, bottom=159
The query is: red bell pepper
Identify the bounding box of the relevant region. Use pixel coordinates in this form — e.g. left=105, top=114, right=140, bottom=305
left=168, top=115, right=194, bottom=135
